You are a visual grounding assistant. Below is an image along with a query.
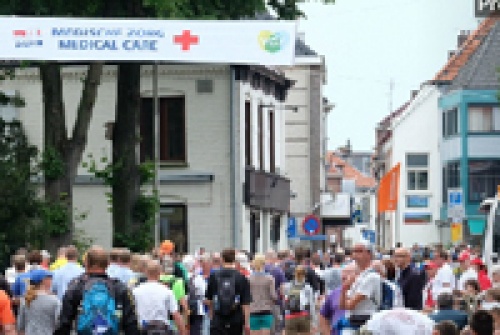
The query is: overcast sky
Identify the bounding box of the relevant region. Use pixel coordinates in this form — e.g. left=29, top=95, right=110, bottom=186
left=297, top=0, right=480, bottom=151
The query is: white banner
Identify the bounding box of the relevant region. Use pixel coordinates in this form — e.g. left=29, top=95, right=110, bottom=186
left=0, top=17, right=296, bottom=65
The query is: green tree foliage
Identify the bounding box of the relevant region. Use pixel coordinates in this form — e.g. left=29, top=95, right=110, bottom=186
left=0, top=119, right=39, bottom=268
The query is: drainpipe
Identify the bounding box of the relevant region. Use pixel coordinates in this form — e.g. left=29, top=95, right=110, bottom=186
left=229, top=66, right=239, bottom=248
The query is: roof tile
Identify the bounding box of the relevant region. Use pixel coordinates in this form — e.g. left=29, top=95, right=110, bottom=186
left=327, top=152, right=376, bottom=189
left=431, top=17, right=499, bottom=84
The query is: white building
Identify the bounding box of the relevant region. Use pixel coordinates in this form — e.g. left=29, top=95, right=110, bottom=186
left=390, top=85, right=446, bottom=247
left=279, top=39, right=330, bottom=248
left=1, top=63, right=293, bottom=253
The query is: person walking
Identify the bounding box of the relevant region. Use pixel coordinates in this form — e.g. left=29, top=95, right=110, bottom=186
left=0, top=287, right=16, bottom=335
left=395, top=247, right=425, bottom=310
left=205, top=248, right=252, bottom=335
left=182, top=255, right=207, bottom=335
left=51, top=245, right=84, bottom=301
left=17, top=269, right=60, bottom=335
left=340, top=241, right=381, bottom=329
left=282, top=265, right=315, bottom=335
left=54, top=246, right=139, bottom=335
left=320, top=262, right=356, bottom=335
left=248, top=254, right=277, bottom=335
left=133, top=259, right=186, bottom=335
left=457, top=251, right=477, bottom=292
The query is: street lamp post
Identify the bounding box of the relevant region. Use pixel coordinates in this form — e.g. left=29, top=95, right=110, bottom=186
left=153, top=62, right=160, bottom=248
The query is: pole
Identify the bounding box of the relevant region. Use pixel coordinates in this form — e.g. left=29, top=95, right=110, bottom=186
left=153, top=62, right=160, bottom=248
left=229, top=66, right=239, bottom=248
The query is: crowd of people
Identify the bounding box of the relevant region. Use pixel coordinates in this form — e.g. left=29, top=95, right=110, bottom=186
left=0, top=240, right=498, bottom=335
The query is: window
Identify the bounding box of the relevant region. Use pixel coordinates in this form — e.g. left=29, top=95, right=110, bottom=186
left=443, top=108, right=459, bottom=137
left=468, top=106, right=500, bottom=133
left=442, top=161, right=461, bottom=203
left=269, top=110, right=275, bottom=173
left=140, top=96, right=186, bottom=163
left=406, top=195, right=429, bottom=208
left=258, top=105, right=264, bottom=171
left=406, top=153, right=429, bottom=190
left=245, top=101, right=252, bottom=167
left=0, top=90, right=19, bottom=122
left=160, top=205, right=188, bottom=254
left=469, top=160, right=500, bottom=202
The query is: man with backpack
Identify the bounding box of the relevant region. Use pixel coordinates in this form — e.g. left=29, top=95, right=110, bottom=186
left=205, top=248, right=252, bottom=335
left=54, top=246, right=139, bottom=335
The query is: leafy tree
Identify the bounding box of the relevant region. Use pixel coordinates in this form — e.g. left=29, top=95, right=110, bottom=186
left=0, top=2, right=107, bottom=250
left=0, top=118, right=39, bottom=268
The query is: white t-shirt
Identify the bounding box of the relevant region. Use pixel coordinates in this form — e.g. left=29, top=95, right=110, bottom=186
left=347, top=269, right=381, bottom=315
left=432, top=263, right=455, bottom=300
left=133, top=281, right=178, bottom=324
left=189, top=274, right=207, bottom=315
left=364, top=308, right=435, bottom=335
left=458, top=268, right=477, bottom=291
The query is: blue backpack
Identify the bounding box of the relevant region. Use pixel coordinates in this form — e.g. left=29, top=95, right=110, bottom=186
left=77, top=278, right=120, bottom=335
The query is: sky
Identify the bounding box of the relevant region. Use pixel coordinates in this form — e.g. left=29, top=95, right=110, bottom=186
left=297, top=0, right=481, bottom=151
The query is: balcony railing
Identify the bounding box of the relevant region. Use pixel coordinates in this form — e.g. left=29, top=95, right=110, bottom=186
left=244, top=168, right=290, bottom=213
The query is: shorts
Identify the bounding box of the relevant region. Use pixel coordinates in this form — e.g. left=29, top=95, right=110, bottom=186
left=249, top=313, right=274, bottom=330
left=285, top=316, right=311, bottom=335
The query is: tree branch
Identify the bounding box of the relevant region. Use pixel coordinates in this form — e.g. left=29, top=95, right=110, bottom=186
left=70, top=62, right=104, bottom=166
left=40, top=62, right=68, bottom=148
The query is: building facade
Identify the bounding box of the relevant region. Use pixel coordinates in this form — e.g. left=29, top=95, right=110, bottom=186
left=279, top=40, right=331, bottom=247
left=391, top=85, right=444, bottom=247
left=433, top=17, right=500, bottom=245
left=1, top=63, right=293, bottom=253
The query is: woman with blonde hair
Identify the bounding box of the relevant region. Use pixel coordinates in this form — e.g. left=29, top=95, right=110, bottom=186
left=249, top=254, right=277, bottom=335
left=17, top=269, right=60, bottom=335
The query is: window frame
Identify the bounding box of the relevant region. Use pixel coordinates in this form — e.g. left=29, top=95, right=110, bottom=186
left=139, top=96, right=187, bottom=164
left=245, top=100, right=252, bottom=168
left=467, top=104, right=500, bottom=134
left=160, top=204, right=188, bottom=254
left=406, top=153, right=429, bottom=191
left=443, top=108, right=459, bottom=138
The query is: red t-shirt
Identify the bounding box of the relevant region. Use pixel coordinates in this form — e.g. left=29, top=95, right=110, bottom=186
left=478, top=270, right=492, bottom=291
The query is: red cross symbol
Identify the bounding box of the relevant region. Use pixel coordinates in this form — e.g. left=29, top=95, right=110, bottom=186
left=173, top=30, right=199, bottom=51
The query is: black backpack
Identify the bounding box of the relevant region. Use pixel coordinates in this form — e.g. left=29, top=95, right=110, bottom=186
left=214, top=271, right=237, bottom=316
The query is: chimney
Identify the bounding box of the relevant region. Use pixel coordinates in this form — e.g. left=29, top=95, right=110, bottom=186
left=457, top=30, right=470, bottom=48
left=448, top=50, right=456, bottom=59
left=410, top=90, right=419, bottom=99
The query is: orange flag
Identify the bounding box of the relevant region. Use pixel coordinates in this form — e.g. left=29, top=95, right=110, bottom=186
left=377, top=163, right=400, bottom=213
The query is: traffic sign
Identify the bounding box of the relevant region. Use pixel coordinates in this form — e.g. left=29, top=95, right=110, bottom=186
left=448, top=188, right=465, bottom=222
left=302, top=215, right=321, bottom=236
left=287, top=217, right=297, bottom=238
